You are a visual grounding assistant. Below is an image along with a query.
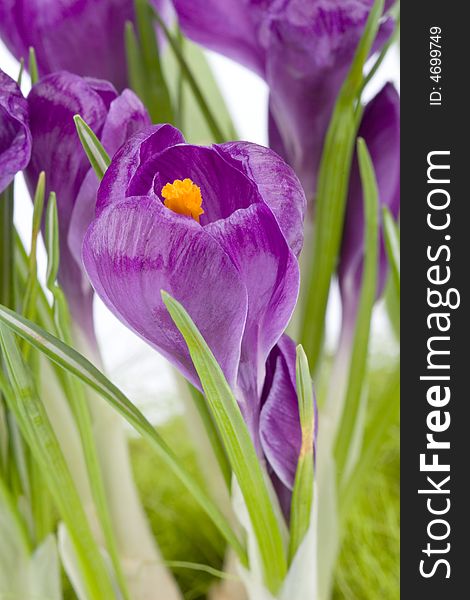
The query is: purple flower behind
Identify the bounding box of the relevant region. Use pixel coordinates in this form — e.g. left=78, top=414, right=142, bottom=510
left=83, top=123, right=308, bottom=492
left=338, top=83, right=400, bottom=326
left=172, top=0, right=394, bottom=200
left=0, top=68, right=31, bottom=193
left=25, top=72, right=150, bottom=340
left=260, top=334, right=316, bottom=515
left=0, top=0, right=171, bottom=91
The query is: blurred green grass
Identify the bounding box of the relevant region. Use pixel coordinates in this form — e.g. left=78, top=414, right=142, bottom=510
left=130, top=418, right=226, bottom=600
left=130, top=410, right=399, bottom=599
left=333, top=419, right=399, bottom=599
left=64, top=373, right=399, bottom=599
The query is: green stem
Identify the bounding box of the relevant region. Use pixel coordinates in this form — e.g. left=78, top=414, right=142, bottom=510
left=360, top=10, right=400, bottom=96
left=299, top=0, right=385, bottom=373
left=153, top=9, right=227, bottom=143
left=334, top=139, right=379, bottom=483
left=0, top=185, right=17, bottom=490
left=0, top=186, right=14, bottom=309
left=188, top=384, right=232, bottom=488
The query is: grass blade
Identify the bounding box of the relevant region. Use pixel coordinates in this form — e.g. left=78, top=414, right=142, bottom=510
left=134, top=0, right=174, bottom=123
left=0, top=305, right=247, bottom=566
left=153, top=9, right=227, bottom=143
left=125, top=20, right=147, bottom=104
left=0, top=184, right=14, bottom=309
left=73, top=115, right=110, bottom=180
left=339, top=365, right=399, bottom=521
left=162, top=291, right=287, bottom=593
left=300, top=0, right=385, bottom=372
left=0, top=327, right=116, bottom=600
left=383, top=206, right=400, bottom=296
left=22, top=172, right=45, bottom=324
left=334, top=138, right=380, bottom=482
left=28, top=47, right=39, bottom=84
left=188, top=384, right=232, bottom=488
left=44, top=196, right=131, bottom=599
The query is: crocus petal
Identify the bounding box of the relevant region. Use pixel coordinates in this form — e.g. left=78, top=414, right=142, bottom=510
left=172, top=0, right=266, bottom=76
left=205, top=203, right=299, bottom=398
left=264, top=0, right=394, bottom=198
left=68, top=89, right=151, bottom=270
left=0, top=68, right=31, bottom=193
left=260, top=335, right=306, bottom=490
left=96, top=124, right=186, bottom=215
left=83, top=196, right=248, bottom=389
left=25, top=71, right=116, bottom=335
left=0, top=0, right=134, bottom=90
left=172, top=0, right=394, bottom=200
left=101, top=90, right=152, bottom=157
left=338, top=83, right=400, bottom=316
left=97, top=126, right=263, bottom=224
left=216, top=141, right=307, bottom=257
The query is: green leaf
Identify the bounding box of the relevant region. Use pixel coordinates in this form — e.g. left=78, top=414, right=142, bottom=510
left=44, top=197, right=131, bottom=599
left=125, top=20, right=147, bottom=105
left=300, top=0, right=385, bottom=373
left=134, top=0, right=174, bottom=123
left=383, top=206, right=400, bottom=296
left=0, top=305, right=247, bottom=566
left=288, top=345, right=315, bottom=564
left=28, top=47, right=39, bottom=85
left=22, top=172, right=45, bottom=324
left=161, top=291, right=287, bottom=594
left=361, top=7, right=400, bottom=95
left=162, top=37, right=237, bottom=143
left=45, top=193, right=73, bottom=343
left=73, top=115, right=110, bottom=180
left=334, top=138, right=380, bottom=483
left=0, top=184, right=14, bottom=309
left=188, top=384, right=232, bottom=488
left=0, top=327, right=116, bottom=600
left=153, top=9, right=227, bottom=143
left=17, top=58, right=25, bottom=86
left=339, top=365, right=399, bottom=521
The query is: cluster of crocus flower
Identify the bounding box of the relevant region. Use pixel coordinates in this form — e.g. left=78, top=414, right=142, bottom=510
left=171, top=0, right=396, bottom=201
left=0, top=0, right=399, bottom=524
left=0, top=0, right=400, bottom=597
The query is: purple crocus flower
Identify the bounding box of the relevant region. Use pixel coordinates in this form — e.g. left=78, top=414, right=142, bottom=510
left=83, top=123, right=308, bottom=488
left=0, top=68, right=31, bottom=193
left=172, top=0, right=394, bottom=200
left=338, top=83, right=400, bottom=330
left=260, top=334, right=316, bottom=515
left=25, top=71, right=150, bottom=341
left=0, top=0, right=170, bottom=91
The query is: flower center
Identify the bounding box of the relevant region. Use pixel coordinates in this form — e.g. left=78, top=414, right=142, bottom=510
left=161, top=178, right=204, bottom=223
